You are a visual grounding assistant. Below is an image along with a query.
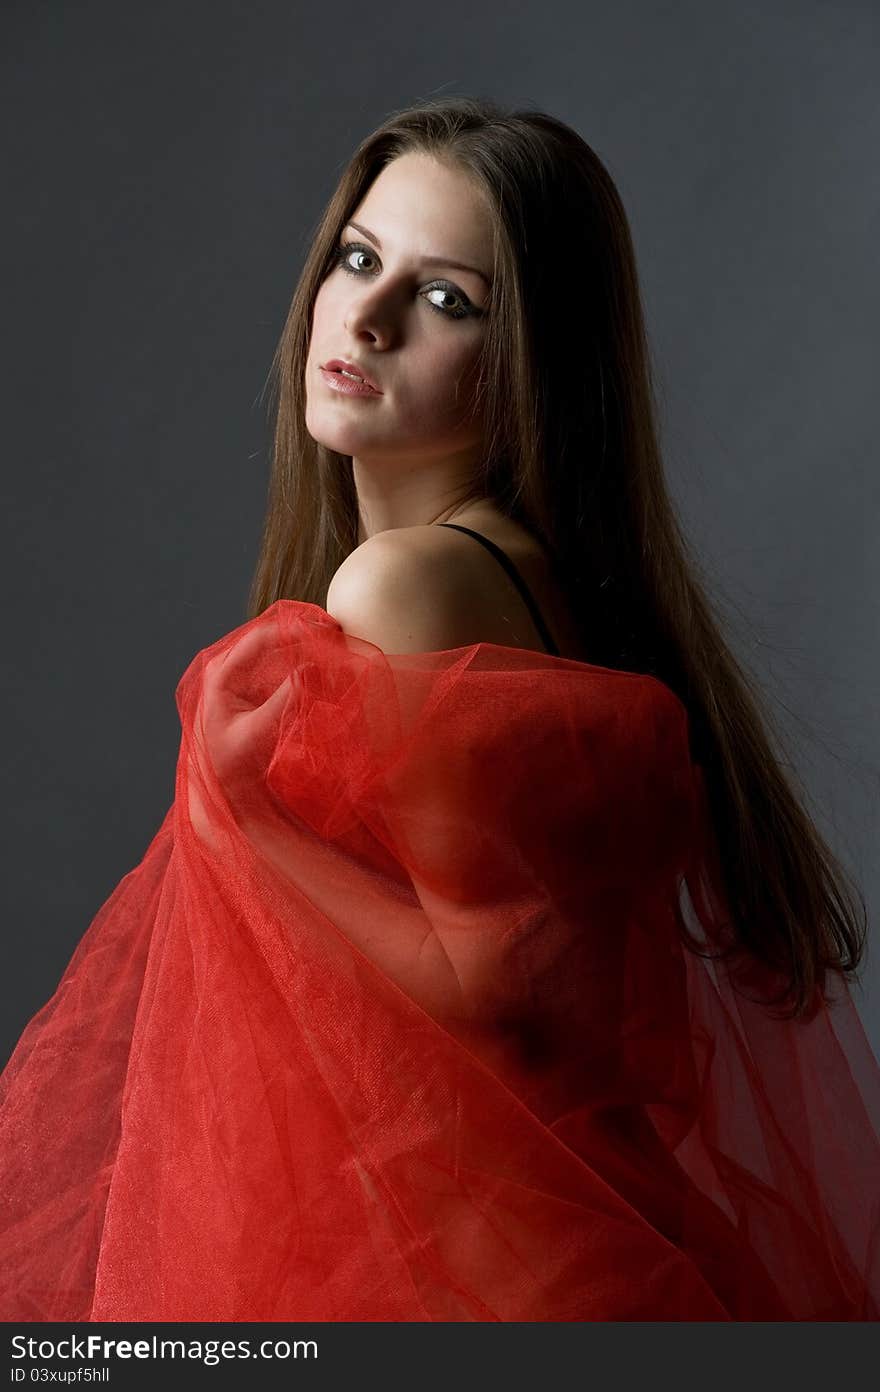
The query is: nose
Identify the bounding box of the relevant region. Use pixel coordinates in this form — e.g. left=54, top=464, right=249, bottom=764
left=343, top=279, right=401, bottom=350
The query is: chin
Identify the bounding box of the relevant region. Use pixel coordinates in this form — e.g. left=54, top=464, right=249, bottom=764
left=304, top=401, right=341, bottom=448
left=304, top=412, right=369, bottom=457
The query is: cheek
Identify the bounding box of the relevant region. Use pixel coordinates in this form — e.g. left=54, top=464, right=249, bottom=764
left=415, top=341, right=483, bottom=423
left=308, top=282, right=337, bottom=351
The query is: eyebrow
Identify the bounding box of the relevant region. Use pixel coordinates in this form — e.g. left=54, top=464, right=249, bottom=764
left=344, top=221, right=491, bottom=287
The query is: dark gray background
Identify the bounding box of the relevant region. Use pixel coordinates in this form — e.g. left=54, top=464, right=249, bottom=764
left=2, top=0, right=878, bottom=1067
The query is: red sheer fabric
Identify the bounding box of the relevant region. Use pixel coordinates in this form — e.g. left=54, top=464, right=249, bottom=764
left=1, top=598, right=878, bottom=1321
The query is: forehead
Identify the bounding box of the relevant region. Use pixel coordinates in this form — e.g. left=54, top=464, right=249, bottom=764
left=351, top=152, right=493, bottom=258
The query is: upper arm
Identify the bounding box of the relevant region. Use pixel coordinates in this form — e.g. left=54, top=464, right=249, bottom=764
left=324, top=530, right=550, bottom=1040
left=325, top=529, right=492, bottom=656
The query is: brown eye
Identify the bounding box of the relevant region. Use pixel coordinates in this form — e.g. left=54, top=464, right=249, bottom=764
left=424, top=286, right=467, bottom=317
left=333, top=241, right=480, bottom=322
left=339, top=246, right=377, bottom=274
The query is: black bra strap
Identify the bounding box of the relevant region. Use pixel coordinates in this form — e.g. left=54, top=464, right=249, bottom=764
left=437, top=523, right=561, bottom=657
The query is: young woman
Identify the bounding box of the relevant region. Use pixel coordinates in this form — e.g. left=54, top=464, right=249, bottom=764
left=2, top=96, right=878, bottom=1322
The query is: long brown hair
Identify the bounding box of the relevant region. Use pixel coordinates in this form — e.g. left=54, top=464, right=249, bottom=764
left=247, top=95, right=867, bottom=1021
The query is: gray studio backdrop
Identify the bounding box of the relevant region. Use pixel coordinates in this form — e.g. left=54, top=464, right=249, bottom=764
left=2, top=0, right=878, bottom=1066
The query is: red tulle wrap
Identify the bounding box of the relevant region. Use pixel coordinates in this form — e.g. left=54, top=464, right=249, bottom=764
left=1, top=598, right=878, bottom=1321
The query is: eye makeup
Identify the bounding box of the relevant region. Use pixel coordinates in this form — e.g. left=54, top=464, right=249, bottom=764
left=332, top=241, right=484, bottom=321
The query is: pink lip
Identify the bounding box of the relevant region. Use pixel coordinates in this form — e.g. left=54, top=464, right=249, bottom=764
left=319, top=359, right=382, bottom=395
left=319, top=367, right=382, bottom=397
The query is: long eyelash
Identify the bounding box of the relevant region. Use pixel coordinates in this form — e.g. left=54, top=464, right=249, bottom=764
left=332, top=241, right=480, bottom=320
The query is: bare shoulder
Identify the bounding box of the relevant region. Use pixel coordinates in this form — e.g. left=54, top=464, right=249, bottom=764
left=325, top=525, right=514, bottom=656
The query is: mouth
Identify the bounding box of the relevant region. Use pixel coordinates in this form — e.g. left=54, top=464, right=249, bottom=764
left=320, top=359, right=382, bottom=394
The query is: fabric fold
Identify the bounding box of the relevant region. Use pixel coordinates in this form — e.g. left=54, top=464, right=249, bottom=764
left=1, top=598, right=877, bottom=1320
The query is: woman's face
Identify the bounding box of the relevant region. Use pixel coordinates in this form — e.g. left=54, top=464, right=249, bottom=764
left=305, top=152, right=494, bottom=470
